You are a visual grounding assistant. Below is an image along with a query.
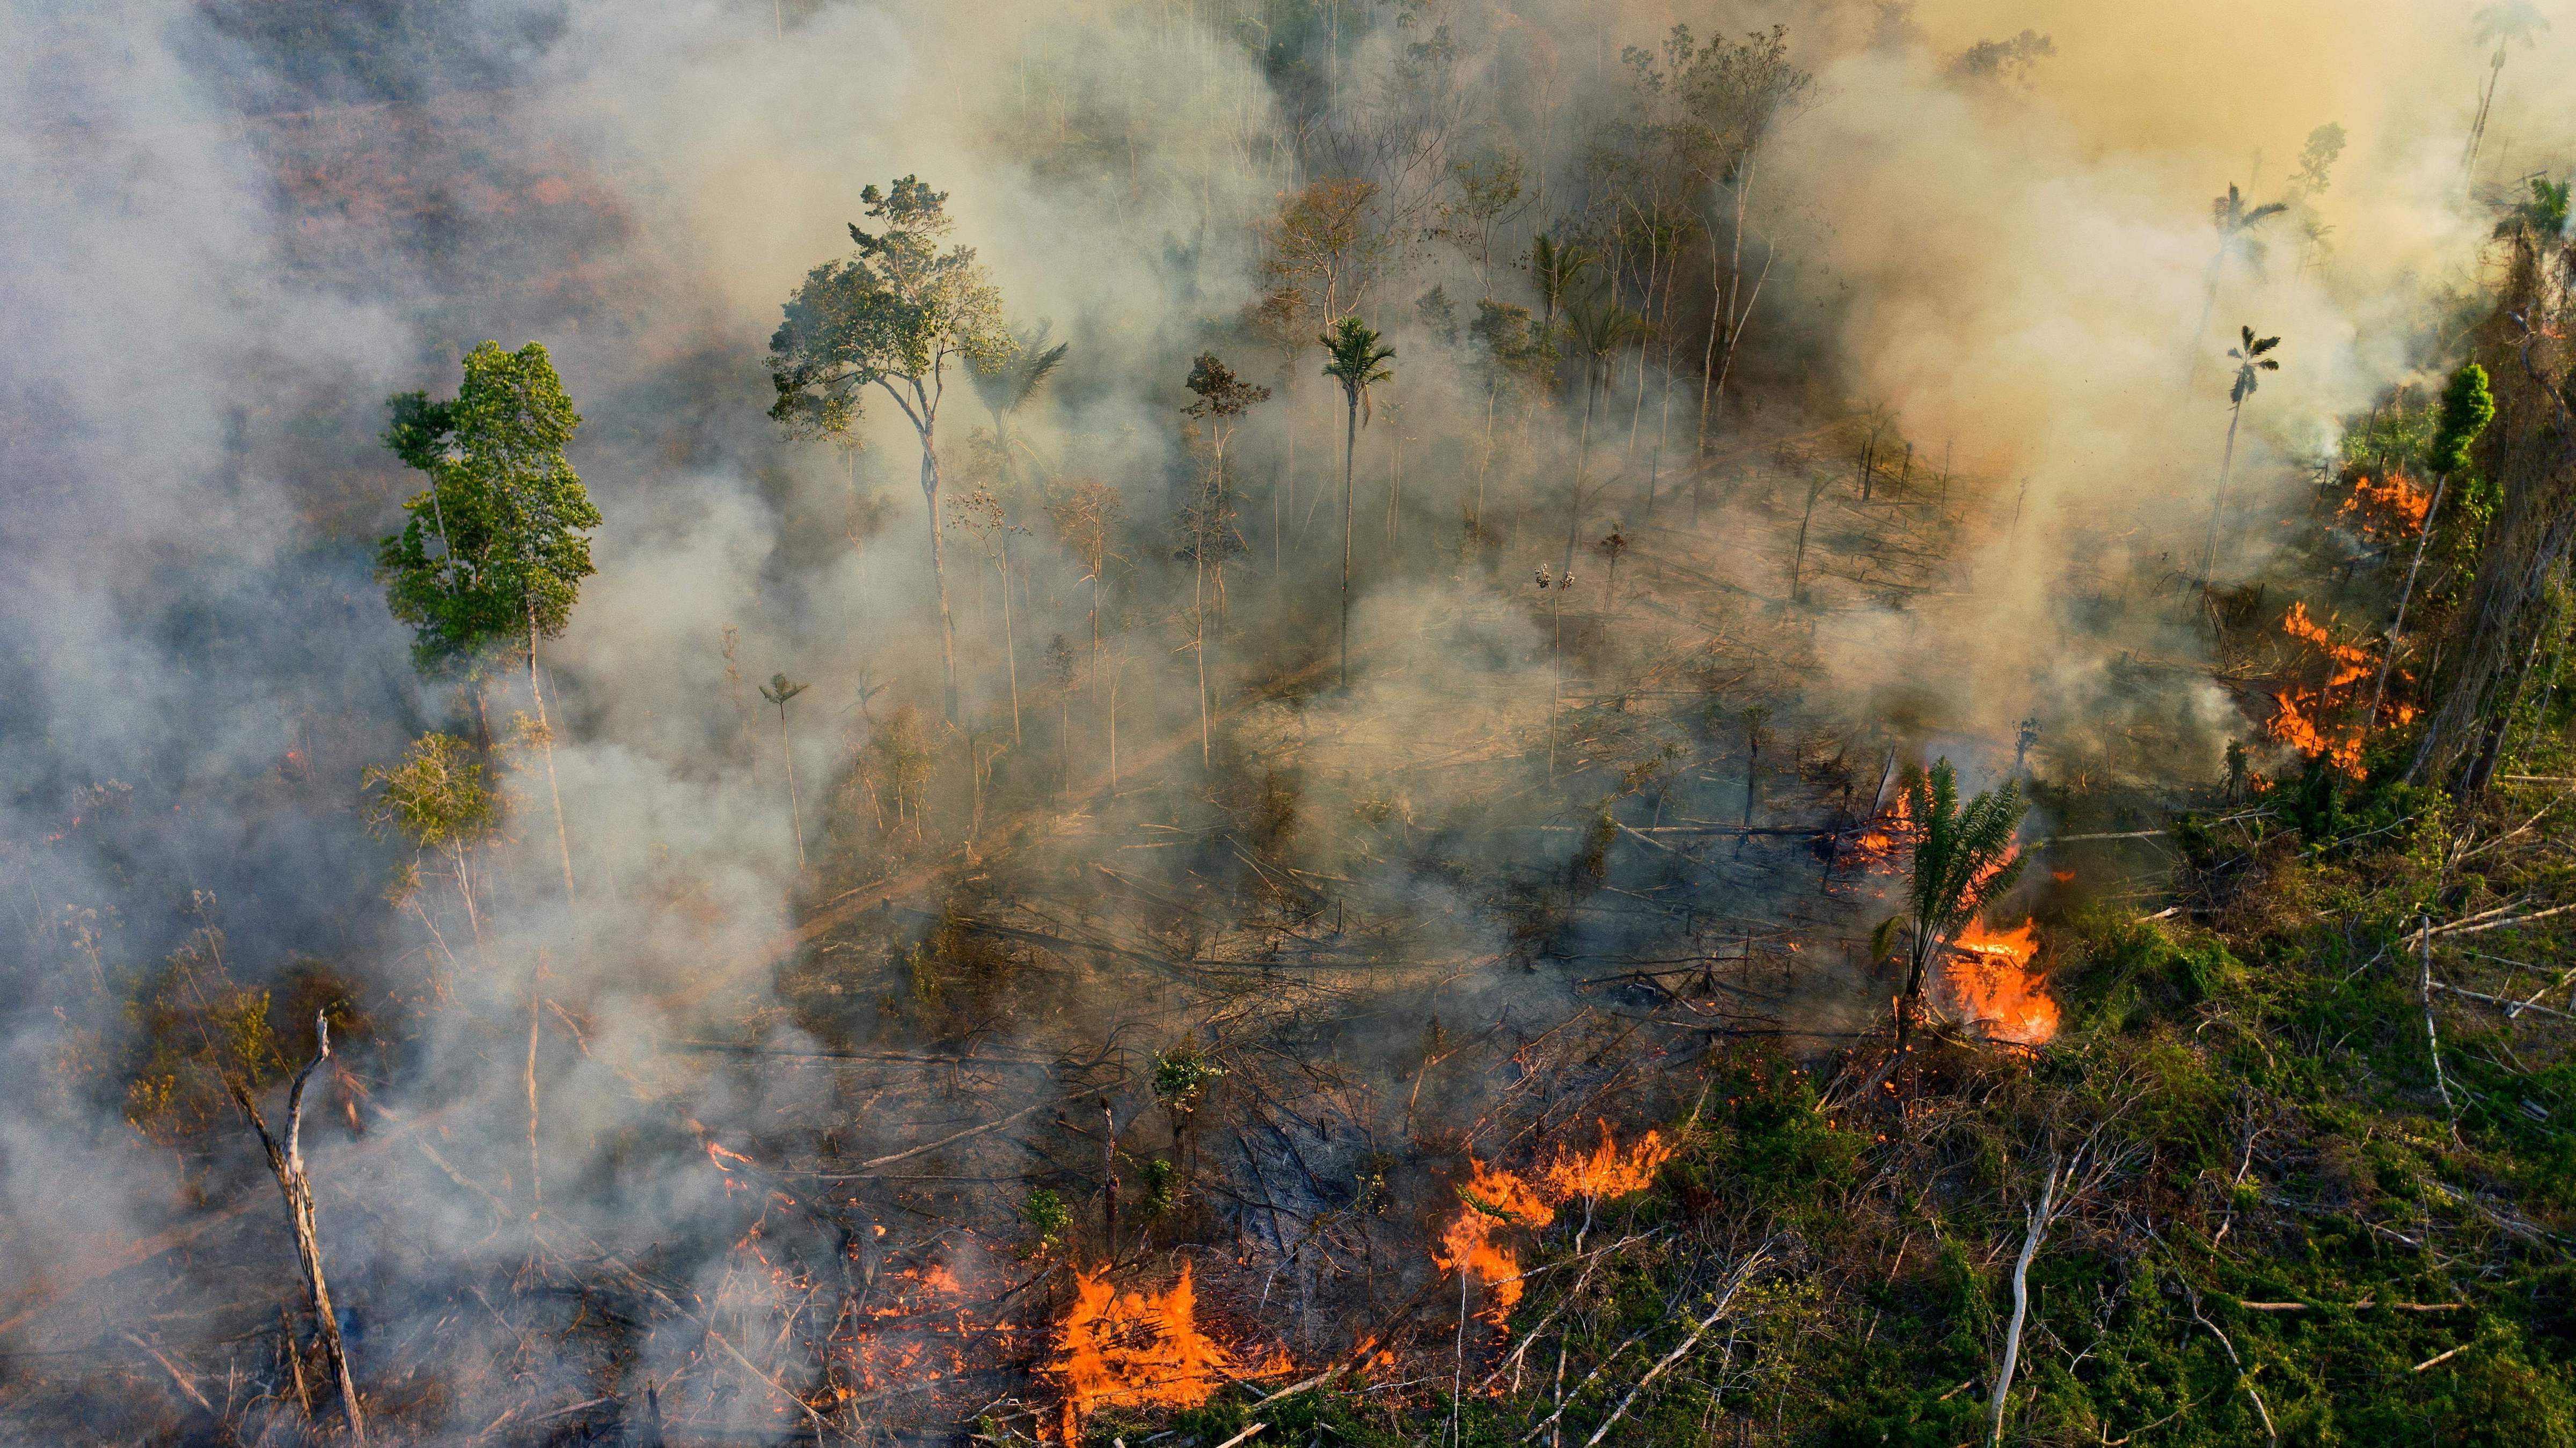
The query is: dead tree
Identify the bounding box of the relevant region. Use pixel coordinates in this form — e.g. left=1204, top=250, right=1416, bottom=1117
left=227, top=1013, right=364, bottom=1445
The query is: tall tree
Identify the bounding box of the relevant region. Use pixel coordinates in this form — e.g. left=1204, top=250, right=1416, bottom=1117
left=760, top=674, right=811, bottom=869
left=950, top=486, right=1026, bottom=745
left=1877, top=760, right=2028, bottom=1048
left=2200, top=326, right=2284, bottom=581
left=1048, top=480, right=1124, bottom=779
left=378, top=341, right=598, bottom=907
left=770, top=177, right=1015, bottom=726
left=2185, top=187, right=2287, bottom=386
left=1673, top=25, right=1813, bottom=454
left=1182, top=355, right=1270, bottom=768
left=1321, top=315, right=1395, bottom=689
left=2464, top=3, right=2551, bottom=177
left=1560, top=293, right=1649, bottom=576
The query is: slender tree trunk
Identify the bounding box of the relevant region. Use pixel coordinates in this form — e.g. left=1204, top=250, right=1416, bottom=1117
left=777, top=703, right=805, bottom=869
left=2202, top=403, right=2246, bottom=582
left=1195, top=516, right=1212, bottom=769
left=999, top=534, right=1022, bottom=746
left=2371, top=471, right=2453, bottom=723
left=526, top=959, right=544, bottom=1229
left=526, top=611, right=576, bottom=909
left=1562, top=364, right=1601, bottom=577
left=920, top=436, right=961, bottom=725
left=1341, top=392, right=1358, bottom=688
left=1986, top=1162, right=2060, bottom=1448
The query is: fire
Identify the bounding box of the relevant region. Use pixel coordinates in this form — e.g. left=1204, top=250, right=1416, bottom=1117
left=1541, top=1119, right=1674, bottom=1201
left=1435, top=1122, right=1671, bottom=1329
left=1432, top=1159, right=1555, bottom=1325
left=2270, top=602, right=2409, bottom=776
left=2340, top=472, right=2430, bottom=539
left=1940, top=918, right=2059, bottom=1046
left=1052, top=1262, right=1258, bottom=1442
left=1848, top=788, right=1915, bottom=864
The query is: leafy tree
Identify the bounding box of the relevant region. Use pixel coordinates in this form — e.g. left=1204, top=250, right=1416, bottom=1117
left=1877, top=760, right=2028, bottom=1048
left=2507, top=175, right=2571, bottom=239
left=1320, top=315, right=1395, bottom=688
left=2200, top=326, right=2283, bottom=581
left=769, top=177, right=1015, bottom=726
left=1262, top=179, right=1388, bottom=319
left=1948, top=30, right=2055, bottom=84
left=362, top=731, right=501, bottom=970
left=1432, top=151, right=1528, bottom=297
left=2373, top=363, right=2497, bottom=720
left=377, top=340, right=597, bottom=905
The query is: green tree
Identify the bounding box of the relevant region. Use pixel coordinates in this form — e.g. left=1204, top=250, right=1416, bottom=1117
left=2200, top=326, right=2283, bottom=581
left=969, top=320, right=1069, bottom=487
left=2372, top=363, right=2497, bottom=722
left=362, top=731, right=502, bottom=971
left=1320, top=315, right=1395, bottom=689
left=377, top=341, right=597, bottom=906
left=1877, top=760, right=2028, bottom=1048
left=769, top=177, right=1015, bottom=726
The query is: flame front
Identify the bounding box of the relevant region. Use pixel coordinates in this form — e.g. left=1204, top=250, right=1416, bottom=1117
left=1432, top=1158, right=1555, bottom=1325
left=1052, top=1262, right=1254, bottom=1440
left=2271, top=601, right=2409, bottom=775
left=2341, top=472, right=2429, bottom=539
left=1433, top=1123, right=1672, bottom=1331
left=1541, top=1120, right=1674, bottom=1202
left=1941, top=918, right=2059, bottom=1045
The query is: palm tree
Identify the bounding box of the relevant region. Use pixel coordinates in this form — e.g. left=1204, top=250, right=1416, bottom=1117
left=1527, top=233, right=1596, bottom=342
left=760, top=673, right=811, bottom=869
left=970, top=321, right=1070, bottom=484
left=1561, top=293, right=1650, bottom=576
left=2200, top=326, right=2282, bottom=581
left=2465, top=3, right=2551, bottom=177
left=2185, top=187, right=2287, bottom=386
left=1876, top=760, right=2028, bottom=1049
left=1321, top=315, right=1395, bottom=688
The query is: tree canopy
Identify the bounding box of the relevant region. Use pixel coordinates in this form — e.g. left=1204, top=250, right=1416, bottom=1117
left=376, top=341, right=599, bottom=675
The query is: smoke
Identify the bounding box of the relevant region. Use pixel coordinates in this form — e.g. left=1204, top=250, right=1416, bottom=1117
left=1, top=0, right=2568, bottom=1436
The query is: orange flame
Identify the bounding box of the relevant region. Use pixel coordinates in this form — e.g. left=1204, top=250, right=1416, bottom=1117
left=2271, top=602, right=2409, bottom=776
left=1433, top=1123, right=1672, bottom=1329
left=1541, top=1120, right=1674, bottom=1202
left=1053, top=1262, right=1261, bottom=1442
left=2340, top=472, right=2429, bottom=539
left=1940, top=918, right=2058, bottom=1046
left=1432, top=1159, right=1555, bottom=1325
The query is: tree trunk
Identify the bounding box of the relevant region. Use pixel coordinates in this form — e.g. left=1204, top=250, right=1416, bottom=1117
left=2201, top=403, right=2246, bottom=582
left=2371, top=471, right=2453, bottom=723
left=1000, top=532, right=1022, bottom=747
left=1341, top=393, right=1358, bottom=688
left=777, top=704, right=805, bottom=869
left=921, top=437, right=961, bottom=725
left=230, top=1021, right=364, bottom=1446
left=1563, top=364, right=1601, bottom=577
left=526, top=610, right=576, bottom=909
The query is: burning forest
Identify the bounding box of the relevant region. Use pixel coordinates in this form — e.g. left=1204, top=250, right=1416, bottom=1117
left=6, top=1, right=2576, bottom=1445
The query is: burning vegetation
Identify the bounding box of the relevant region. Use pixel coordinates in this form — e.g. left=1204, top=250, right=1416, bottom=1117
left=9, top=4, right=2576, bottom=1448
